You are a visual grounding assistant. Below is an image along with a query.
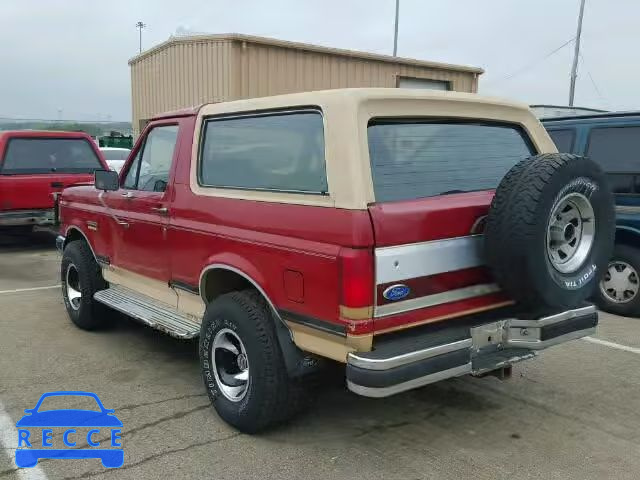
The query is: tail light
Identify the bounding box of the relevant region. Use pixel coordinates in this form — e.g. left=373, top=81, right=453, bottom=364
left=338, top=247, right=374, bottom=334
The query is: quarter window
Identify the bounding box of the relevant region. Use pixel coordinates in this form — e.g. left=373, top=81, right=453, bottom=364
left=199, top=111, right=328, bottom=194
left=547, top=129, right=575, bottom=153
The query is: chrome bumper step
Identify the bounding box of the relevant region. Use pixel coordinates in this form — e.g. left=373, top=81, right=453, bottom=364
left=94, top=285, right=200, bottom=339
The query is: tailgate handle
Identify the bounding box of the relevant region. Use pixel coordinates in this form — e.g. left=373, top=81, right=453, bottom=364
left=51, top=182, right=64, bottom=188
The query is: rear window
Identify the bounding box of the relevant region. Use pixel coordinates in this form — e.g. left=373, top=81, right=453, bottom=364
left=1, top=138, right=102, bottom=174
left=547, top=128, right=576, bottom=153
left=367, top=120, right=535, bottom=202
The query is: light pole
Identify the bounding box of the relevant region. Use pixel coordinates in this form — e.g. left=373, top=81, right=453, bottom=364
left=136, top=21, right=146, bottom=54
left=568, top=0, right=586, bottom=106
left=393, top=0, right=400, bottom=56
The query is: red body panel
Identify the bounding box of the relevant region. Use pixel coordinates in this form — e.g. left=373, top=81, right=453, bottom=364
left=0, top=131, right=107, bottom=213
left=59, top=113, right=506, bottom=339
left=368, top=191, right=494, bottom=246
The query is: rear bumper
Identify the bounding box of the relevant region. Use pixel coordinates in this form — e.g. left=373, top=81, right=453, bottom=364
left=346, top=305, right=597, bottom=398
left=0, top=209, right=55, bottom=227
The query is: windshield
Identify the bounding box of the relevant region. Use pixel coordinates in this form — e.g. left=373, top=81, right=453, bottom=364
left=367, top=120, right=535, bottom=202
left=1, top=137, right=103, bottom=174
left=101, top=149, right=130, bottom=161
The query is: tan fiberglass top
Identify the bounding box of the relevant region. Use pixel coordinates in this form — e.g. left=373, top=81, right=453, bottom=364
left=190, top=88, right=557, bottom=210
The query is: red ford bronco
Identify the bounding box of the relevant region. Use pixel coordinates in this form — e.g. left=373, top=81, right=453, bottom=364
left=56, top=89, right=614, bottom=432
left=0, top=131, right=108, bottom=232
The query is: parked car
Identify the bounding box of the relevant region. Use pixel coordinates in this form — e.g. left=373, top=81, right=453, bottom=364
left=99, top=147, right=130, bottom=173
left=543, top=112, right=640, bottom=316
left=57, top=89, right=614, bottom=433
left=0, top=131, right=108, bottom=233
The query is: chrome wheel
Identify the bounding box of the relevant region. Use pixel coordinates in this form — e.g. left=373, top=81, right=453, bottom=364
left=546, top=192, right=595, bottom=273
left=212, top=328, right=249, bottom=402
left=65, top=264, right=82, bottom=311
left=600, top=261, right=639, bottom=304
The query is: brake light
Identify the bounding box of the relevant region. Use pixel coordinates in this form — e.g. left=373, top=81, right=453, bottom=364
left=338, top=248, right=374, bottom=323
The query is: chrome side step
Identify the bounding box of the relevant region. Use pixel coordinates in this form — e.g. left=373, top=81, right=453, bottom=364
left=94, top=285, right=200, bottom=339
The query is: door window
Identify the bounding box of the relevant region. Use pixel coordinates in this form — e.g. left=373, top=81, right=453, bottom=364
left=586, top=126, right=640, bottom=194
left=122, top=125, right=179, bottom=192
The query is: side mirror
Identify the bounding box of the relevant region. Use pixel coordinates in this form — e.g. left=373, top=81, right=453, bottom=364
left=94, top=169, right=119, bottom=192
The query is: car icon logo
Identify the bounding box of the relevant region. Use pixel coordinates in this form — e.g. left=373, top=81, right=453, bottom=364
left=15, top=391, right=123, bottom=469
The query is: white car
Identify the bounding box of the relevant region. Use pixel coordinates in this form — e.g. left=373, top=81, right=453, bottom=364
left=99, top=147, right=130, bottom=173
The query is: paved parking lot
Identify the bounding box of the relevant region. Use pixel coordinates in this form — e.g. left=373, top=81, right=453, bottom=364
left=1, top=232, right=640, bottom=480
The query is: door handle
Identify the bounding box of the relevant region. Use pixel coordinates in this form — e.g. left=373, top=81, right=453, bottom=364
left=151, top=206, right=169, bottom=215
left=121, top=191, right=134, bottom=198
left=115, top=219, right=129, bottom=229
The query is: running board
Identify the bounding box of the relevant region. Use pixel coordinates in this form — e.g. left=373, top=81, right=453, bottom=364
left=94, top=285, right=200, bottom=339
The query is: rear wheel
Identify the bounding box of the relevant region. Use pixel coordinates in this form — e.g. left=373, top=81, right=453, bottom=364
left=199, top=290, right=305, bottom=433
left=61, top=240, right=110, bottom=329
left=595, top=244, right=640, bottom=317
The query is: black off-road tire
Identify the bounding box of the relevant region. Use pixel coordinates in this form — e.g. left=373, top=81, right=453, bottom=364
left=595, top=244, right=640, bottom=317
left=199, top=290, right=306, bottom=433
left=485, top=153, right=615, bottom=310
left=61, top=240, right=110, bottom=329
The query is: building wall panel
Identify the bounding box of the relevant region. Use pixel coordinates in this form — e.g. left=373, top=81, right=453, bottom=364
left=130, top=36, right=479, bottom=132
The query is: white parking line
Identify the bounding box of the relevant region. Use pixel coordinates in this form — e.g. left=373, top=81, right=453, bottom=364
left=0, top=400, right=48, bottom=479
left=0, top=286, right=59, bottom=295
left=583, top=336, right=640, bottom=355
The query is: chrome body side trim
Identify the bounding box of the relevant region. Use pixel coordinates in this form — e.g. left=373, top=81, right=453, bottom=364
left=374, top=283, right=499, bottom=317
left=375, top=235, right=483, bottom=284
left=348, top=338, right=472, bottom=371
left=347, top=363, right=472, bottom=398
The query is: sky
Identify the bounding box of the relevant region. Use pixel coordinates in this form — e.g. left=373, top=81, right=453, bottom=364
left=1, top=0, right=638, bottom=122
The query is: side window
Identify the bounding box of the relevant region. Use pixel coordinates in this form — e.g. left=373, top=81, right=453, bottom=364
left=122, top=125, right=179, bottom=192
left=587, top=126, right=640, bottom=194
left=199, top=111, right=328, bottom=193
left=547, top=129, right=575, bottom=153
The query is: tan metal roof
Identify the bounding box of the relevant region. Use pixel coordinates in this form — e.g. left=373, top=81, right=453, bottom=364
left=128, top=33, right=484, bottom=74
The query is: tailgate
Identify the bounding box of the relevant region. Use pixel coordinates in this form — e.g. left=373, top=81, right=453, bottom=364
left=0, top=173, right=93, bottom=211
left=366, top=119, right=536, bottom=333
left=369, top=193, right=511, bottom=333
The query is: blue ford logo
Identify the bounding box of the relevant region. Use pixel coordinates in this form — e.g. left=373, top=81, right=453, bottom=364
left=382, top=284, right=410, bottom=301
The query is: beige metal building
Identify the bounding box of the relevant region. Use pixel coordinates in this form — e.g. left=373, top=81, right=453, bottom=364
left=129, top=33, right=484, bottom=133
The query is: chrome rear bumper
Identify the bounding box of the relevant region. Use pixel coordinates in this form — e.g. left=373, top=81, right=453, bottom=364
left=346, top=305, right=597, bottom=398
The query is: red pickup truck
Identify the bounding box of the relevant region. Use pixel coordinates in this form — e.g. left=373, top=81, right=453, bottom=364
left=0, top=130, right=107, bottom=232
left=57, top=89, right=614, bottom=433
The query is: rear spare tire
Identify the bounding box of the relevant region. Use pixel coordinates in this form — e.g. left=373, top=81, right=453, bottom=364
left=485, top=153, right=614, bottom=310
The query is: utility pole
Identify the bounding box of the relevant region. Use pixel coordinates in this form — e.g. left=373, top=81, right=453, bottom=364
left=568, top=0, right=586, bottom=106
left=136, top=21, right=146, bottom=54
left=393, top=0, right=399, bottom=56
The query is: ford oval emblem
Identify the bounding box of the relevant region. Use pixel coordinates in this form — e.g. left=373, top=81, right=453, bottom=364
left=382, top=284, right=410, bottom=301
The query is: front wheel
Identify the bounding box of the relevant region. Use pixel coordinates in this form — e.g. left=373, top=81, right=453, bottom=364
left=595, top=244, right=640, bottom=317
left=61, top=240, right=109, bottom=329
left=199, top=290, right=304, bottom=433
